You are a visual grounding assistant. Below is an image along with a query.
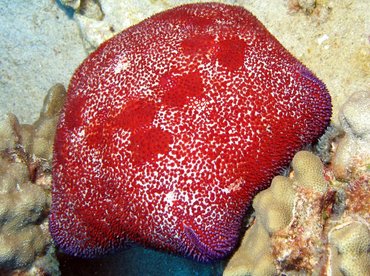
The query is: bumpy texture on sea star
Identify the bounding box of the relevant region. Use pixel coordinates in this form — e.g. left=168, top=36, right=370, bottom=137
left=50, top=3, right=332, bottom=262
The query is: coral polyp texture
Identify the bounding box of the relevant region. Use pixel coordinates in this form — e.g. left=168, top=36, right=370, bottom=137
left=332, top=90, right=370, bottom=180
left=50, top=3, right=332, bottom=262
left=224, top=151, right=370, bottom=275
left=0, top=84, right=65, bottom=275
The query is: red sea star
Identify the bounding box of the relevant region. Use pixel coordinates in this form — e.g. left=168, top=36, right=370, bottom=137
left=50, top=3, right=332, bottom=262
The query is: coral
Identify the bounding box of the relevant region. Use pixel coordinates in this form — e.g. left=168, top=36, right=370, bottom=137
left=222, top=219, right=276, bottom=276
left=29, top=83, right=67, bottom=160
left=0, top=84, right=65, bottom=275
left=329, top=221, right=370, bottom=275
left=224, top=150, right=369, bottom=275
left=0, top=153, right=48, bottom=269
left=271, top=152, right=331, bottom=272
left=50, top=3, right=331, bottom=262
left=332, top=90, right=370, bottom=180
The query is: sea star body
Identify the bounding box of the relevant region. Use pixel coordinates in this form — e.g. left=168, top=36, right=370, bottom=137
left=50, top=3, right=332, bottom=262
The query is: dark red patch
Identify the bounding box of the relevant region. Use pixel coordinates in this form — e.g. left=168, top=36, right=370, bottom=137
left=116, top=99, right=157, bottom=130
left=85, top=124, right=105, bottom=148
left=187, top=16, right=214, bottom=29
left=181, top=34, right=216, bottom=56
left=216, top=38, right=247, bottom=71
left=129, top=127, right=173, bottom=164
left=160, top=71, right=204, bottom=107
left=84, top=109, right=113, bottom=148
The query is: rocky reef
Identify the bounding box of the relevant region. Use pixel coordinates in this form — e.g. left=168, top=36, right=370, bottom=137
left=224, top=90, right=370, bottom=276
left=1, top=1, right=368, bottom=274
left=2, top=86, right=368, bottom=275
left=0, top=84, right=66, bottom=275
left=0, top=86, right=368, bottom=276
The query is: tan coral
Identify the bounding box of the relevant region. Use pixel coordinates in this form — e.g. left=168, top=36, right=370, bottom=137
left=0, top=157, right=49, bottom=269
left=224, top=168, right=295, bottom=276
left=30, top=83, right=67, bottom=160
left=224, top=150, right=370, bottom=276
left=332, top=90, right=370, bottom=180
left=272, top=152, right=331, bottom=273
left=224, top=167, right=296, bottom=276
left=0, top=84, right=65, bottom=275
left=224, top=219, right=276, bottom=276
left=0, top=114, right=18, bottom=150
left=329, top=221, right=370, bottom=276
left=264, top=152, right=332, bottom=273
left=253, top=175, right=296, bottom=236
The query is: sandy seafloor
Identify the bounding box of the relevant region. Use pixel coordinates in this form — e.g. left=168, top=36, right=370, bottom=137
left=0, top=0, right=368, bottom=275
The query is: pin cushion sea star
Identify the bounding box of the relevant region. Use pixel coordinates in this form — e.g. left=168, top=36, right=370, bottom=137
left=50, top=3, right=331, bottom=262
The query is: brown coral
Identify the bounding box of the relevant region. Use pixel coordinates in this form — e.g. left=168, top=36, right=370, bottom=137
left=224, top=150, right=369, bottom=276
left=0, top=84, right=66, bottom=275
